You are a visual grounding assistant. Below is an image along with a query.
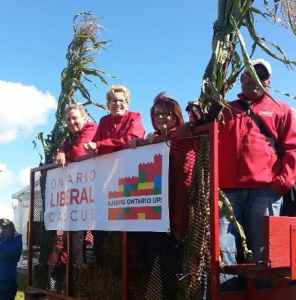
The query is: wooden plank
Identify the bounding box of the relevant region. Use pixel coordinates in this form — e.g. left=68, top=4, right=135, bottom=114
left=263, top=216, right=296, bottom=268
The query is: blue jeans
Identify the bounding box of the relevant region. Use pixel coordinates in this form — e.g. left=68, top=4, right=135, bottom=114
left=219, top=188, right=282, bottom=291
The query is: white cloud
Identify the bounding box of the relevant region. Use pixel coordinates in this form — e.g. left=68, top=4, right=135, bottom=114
left=17, top=166, right=32, bottom=188
left=0, top=203, right=13, bottom=220
left=0, top=80, right=57, bottom=144
left=0, top=163, right=13, bottom=188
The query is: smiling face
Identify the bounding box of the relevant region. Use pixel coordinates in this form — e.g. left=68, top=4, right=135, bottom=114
left=108, top=92, right=129, bottom=117
left=241, top=65, right=271, bottom=100
left=153, top=105, right=176, bottom=134
left=66, top=108, right=87, bottom=134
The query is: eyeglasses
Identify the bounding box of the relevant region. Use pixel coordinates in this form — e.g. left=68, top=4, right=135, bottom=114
left=152, top=111, right=172, bottom=118
left=244, top=71, right=270, bottom=81
left=109, top=99, right=126, bottom=105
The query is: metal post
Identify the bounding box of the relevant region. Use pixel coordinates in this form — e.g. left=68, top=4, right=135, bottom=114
left=123, top=232, right=130, bottom=300
left=209, top=122, right=220, bottom=300
left=291, top=225, right=296, bottom=280
left=27, top=169, right=35, bottom=287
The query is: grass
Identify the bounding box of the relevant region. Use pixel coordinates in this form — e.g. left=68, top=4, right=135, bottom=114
left=15, top=272, right=27, bottom=300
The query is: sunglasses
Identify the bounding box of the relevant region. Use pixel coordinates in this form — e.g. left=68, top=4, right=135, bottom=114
left=244, top=71, right=270, bottom=81
left=152, top=111, right=172, bottom=118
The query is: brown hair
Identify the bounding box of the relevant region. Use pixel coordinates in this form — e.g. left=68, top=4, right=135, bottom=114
left=150, top=92, right=184, bottom=133
left=0, top=218, right=16, bottom=236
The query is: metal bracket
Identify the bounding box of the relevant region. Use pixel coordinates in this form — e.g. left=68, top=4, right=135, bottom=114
left=290, top=225, right=296, bottom=280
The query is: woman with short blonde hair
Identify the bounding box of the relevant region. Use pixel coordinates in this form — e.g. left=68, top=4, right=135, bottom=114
left=106, top=85, right=131, bottom=104
left=84, top=85, right=144, bottom=155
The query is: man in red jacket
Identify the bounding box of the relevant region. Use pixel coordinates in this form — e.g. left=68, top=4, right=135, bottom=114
left=218, top=59, right=296, bottom=290
left=54, top=104, right=97, bottom=167
left=53, top=104, right=98, bottom=272
left=84, top=85, right=145, bottom=155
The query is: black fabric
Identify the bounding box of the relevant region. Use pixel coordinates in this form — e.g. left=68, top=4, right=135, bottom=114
left=0, top=284, right=17, bottom=300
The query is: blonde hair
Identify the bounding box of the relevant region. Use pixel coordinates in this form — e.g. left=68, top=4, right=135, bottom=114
left=106, top=85, right=131, bottom=104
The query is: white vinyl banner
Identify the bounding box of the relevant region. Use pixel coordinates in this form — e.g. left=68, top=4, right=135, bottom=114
left=44, top=142, right=170, bottom=232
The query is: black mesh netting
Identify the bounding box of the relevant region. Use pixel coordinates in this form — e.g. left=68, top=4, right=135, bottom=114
left=70, top=230, right=123, bottom=299
left=31, top=169, right=67, bottom=294
left=29, top=135, right=211, bottom=300
left=129, top=136, right=211, bottom=300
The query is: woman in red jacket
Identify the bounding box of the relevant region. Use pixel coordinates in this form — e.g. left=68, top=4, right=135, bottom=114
left=53, top=104, right=97, bottom=284
left=83, top=85, right=145, bottom=267
left=129, top=92, right=192, bottom=239
left=83, top=85, right=145, bottom=155
left=130, top=93, right=194, bottom=300
left=55, top=104, right=97, bottom=167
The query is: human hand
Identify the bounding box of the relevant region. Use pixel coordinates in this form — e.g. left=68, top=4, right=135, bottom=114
left=178, top=123, right=193, bottom=136
left=146, top=132, right=158, bottom=144
left=128, top=139, right=139, bottom=149
left=83, top=141, right=97, bottom=154
left=54, top=152, right=67, bottom=168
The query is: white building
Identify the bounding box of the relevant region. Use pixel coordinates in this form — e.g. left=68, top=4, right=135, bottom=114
left=12, top=185, right=30, bottom=250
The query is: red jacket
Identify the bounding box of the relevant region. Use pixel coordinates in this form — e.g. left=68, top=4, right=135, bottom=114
left=93, top=111, right=145, bottom=155
left=219, top=93, right=296, bottom=194
left=58, top=122, right=97, bottom=162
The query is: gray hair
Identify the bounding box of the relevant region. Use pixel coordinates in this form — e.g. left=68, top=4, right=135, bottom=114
left=65, top=104, right=88, bottom=120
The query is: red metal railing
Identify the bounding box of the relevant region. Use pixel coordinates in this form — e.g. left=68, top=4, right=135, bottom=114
left=27, top=123, right=219, bottom=300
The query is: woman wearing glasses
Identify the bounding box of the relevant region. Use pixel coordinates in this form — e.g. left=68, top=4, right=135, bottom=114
left=144, top=93, right=194, bottom=238
left=128, top=92, right=185, bottom=148
left=84, top=85, right=145, bottom=155
left=147, top=92, right=184, bottom=142
left=83, top=85, right=145, bottom=267
left=130, top=93, right=194, bottom=300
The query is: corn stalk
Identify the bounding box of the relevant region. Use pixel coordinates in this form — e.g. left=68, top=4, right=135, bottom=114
left=33, top=12, right=114, bottom=164
left=183, top=1, right=296, bottom=298
left=201, top=0, right=296, bottom=120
